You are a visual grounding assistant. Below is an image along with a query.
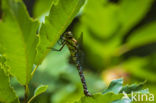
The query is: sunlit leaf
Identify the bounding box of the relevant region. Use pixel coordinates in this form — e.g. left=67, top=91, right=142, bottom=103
left=0, top=0, right=39, bottom=85
left=34, top=85, right=48, bottom=96
left=33, top=0, right=53, bottom=18
left=0, top=65, right=19, bottom=103
left=28, top=85, right=48, bottom=103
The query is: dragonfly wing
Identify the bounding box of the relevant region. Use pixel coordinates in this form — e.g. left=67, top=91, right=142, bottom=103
left=77, top=32, right=84, bottom=50
left=77, top=32, right=85, bottom=67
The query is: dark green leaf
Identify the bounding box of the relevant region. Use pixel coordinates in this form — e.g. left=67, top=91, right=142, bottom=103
left=103, top=78, right=123, bottom=94
left=120, top=82, right=148, bottom=94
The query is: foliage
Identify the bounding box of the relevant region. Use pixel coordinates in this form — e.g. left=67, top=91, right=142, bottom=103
left=28, top=85, right=48, bottom=103
left=0, top=65, right=19, bottom=103
left=0, top=0, right=156, bottom=102
left=0, top=0, right=39, bottom=85
left=76, top=79, right=148, bottom=103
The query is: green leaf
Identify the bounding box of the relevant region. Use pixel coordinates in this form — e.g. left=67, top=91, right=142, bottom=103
left=75, top=78, right=148, bottom=103
left=103, top=78, right=123, bottom=94
left=126, top=22, right=156, bottom=49
left=0, top=0, right=39, bottom=85
left=35, top=0, right=85, bottom=64
left=28, top=85, right=48, bottom=103
left=33, top=0, right=53, bottom=18
left=112, top=98, right=131, bottom=103
left=103, top=78, right=147, bottom=94
left=74, top=93, right=123, bottom=103
left=34, top=85, right=48, bottom=96
left=0, top=65, right=19, bottom=103
left=119, top=82, right=148, bottom=94
left=0, top=55, right=6, bottom=64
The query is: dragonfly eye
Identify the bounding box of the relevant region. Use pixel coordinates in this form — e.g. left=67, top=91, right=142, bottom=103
left=64, top=31, right=73, bottom=39
left=67, top=36, right=72, bottom=39
left=66, top=31, right=72, bottom=35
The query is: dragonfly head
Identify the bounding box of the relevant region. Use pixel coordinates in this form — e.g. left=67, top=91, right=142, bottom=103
left=63, top=31, right=73, bottom=40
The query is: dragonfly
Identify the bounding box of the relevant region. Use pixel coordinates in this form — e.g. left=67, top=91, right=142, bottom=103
left=52, top=31, right=91, bottom=96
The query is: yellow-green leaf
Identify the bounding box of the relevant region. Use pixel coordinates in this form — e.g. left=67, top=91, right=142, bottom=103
left=0, top=0, right=39, bottom=85
left=0, top=65, right=19, bottom=103
left=34, top=85, right=48, bottom=96
left=28, top=85, right=48, bottom=103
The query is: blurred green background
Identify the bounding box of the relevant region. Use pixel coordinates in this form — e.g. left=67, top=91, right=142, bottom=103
left=11, top=0, right=156, bottom=102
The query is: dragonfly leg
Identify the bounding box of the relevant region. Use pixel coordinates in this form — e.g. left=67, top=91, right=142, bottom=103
left=47, top=41, right=66, bottom=51
left=57, top=39, right=65, bottom=45
left=52, top=42, right=66, bottom=51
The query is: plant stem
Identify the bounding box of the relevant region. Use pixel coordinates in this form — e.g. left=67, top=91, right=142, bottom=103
left=27, top=96, right=35, bottom=103
left=24, top=85, right=29, bottom=103
left=31, top=65, right=39, bottom=77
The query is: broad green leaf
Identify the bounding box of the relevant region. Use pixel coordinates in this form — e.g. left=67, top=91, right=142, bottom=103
left=0, top=55, right=6, bottom=64
left=0, top=66, right=19, bottom=103
left=33, top=0, right=53, bottom=18
left=28, top=85, right=48, bottom=103
left=34, top=85, right=48, bottom=96
left=74, top=93, right=123, bottom=103
left=0, top=0, right=39, bottom=85
left=112, top=98, right=131, bottom=103
left=103, top=78, right=123, bottom=94
left=103, top=78, right=147, bottom=95
left=126, top=22, right=156, bottom=49
left=35, top=0, right=85, bottom=64
left=119, top=82, right=148, bottom=94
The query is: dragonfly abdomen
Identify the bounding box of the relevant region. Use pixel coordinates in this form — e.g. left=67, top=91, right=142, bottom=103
left=63, top=32, right=91, bottom=96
